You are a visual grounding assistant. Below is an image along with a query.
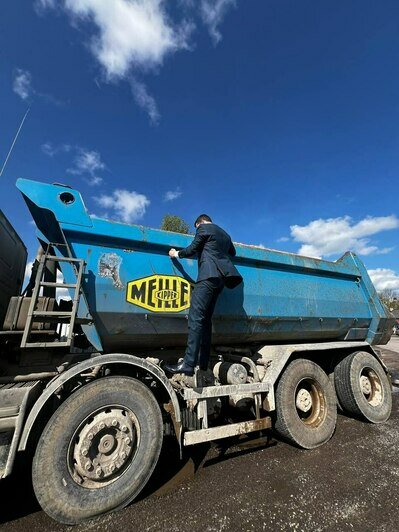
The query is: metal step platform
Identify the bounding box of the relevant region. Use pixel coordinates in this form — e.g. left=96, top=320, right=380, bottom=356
left=0, top=381, right=41, bottom=479
left=182, top=376, right=271, bottom=445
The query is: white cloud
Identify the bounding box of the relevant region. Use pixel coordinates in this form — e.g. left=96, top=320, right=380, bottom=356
left=164, top=187, right=182, bottom=202
left=56, top=269, right=71, bottom=301
left=41, top=142, right=71, bottom=157
left=63, top=0, right=192, bottom=80
left=42, top=142, right=56, bottom=157
left=368, top=268, right=399, bottom=294
left=200, top=0, right=236, bottom=44
left=24, top=261, right=34, bottom=282
left=290, top=215, right=399, bottom=258
left=43, top=143, right=106, bottom=185
left=35, top=0, right=56, bottom=12
left=35, top=0, right=238, bottom=121
left=71, top=149, right=105, bottom=175
left=68, top=148, right=105, bottom=177
left=13, top=69, right=33, bottom=101
left=13, top=68, right=64, bottom=106
left=85, top=175, right=104, bottom=187
left=38, top=0, right=193, bottom=121
left=130, top=78, right=160, bottom=124
left=94, top=189, right=150, bottom=223
left=277, top=236, right=289, bottom=243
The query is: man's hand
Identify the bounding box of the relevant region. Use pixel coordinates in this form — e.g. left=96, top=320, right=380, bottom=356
left=169, top=248, right=179, bottom=258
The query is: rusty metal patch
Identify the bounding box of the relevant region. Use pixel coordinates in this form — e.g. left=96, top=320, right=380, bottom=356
left=98, top=253, right=124, bottom=289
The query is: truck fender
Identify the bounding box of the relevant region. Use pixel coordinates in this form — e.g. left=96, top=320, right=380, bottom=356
left=18, top=354, right=182, bottom=451
left=368, top=346, right=390, bottom=373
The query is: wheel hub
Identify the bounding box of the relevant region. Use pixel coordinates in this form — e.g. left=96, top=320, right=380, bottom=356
left=70, top=407, right=136, bottom=487
left=98, top=433, right=116, bottom=454
left=360, top=375, right=372, bottom=395
left=359, top=368, right=383, bottom=407
left=296, top=388, right=313, bottom=413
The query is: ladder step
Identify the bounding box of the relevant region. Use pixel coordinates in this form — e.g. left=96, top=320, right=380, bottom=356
left=39, top=282, right=77, bottom=288
left=32, top=311, right=73, bottom=317
left=23, top=341, right=71, bottom=348
left=31, top=317, right=72, bottom=323
left=44, top=256, right=85, bottom=263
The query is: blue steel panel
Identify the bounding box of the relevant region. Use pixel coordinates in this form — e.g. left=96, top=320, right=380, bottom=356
left=16, top=178, right=393, bottom=350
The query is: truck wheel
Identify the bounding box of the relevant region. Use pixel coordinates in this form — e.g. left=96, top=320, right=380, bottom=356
left=275, top=359, right=337, bottom=449
left=334, top=351, right=392, bottom=423
left=32, top=376, right=163, bottom=524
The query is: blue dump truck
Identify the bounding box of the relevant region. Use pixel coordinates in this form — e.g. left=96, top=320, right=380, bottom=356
left=0, top=178, right=394, bottom=524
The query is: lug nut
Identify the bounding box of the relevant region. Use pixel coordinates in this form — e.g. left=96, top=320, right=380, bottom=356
left=99, top=422, right=105, bottom=430
left=111, top=419, right=118, bottom=427
left=85, top=462, right=92, bottom=471
left=121, top=452, right=126, bottom=460
left=82, top=448, right=88, bottom=456
left=110, top=464, right=116, bottom=473
left=96, top=467, right=102, bottom=477
left=121, top=425, right=128, bottom=433
left=87, top=433, right=94, bottom=440
left=125, top=437, right=131, bottom=445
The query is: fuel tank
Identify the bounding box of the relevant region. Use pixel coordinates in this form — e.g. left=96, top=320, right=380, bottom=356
left=17, top=178, right=393, bottom=352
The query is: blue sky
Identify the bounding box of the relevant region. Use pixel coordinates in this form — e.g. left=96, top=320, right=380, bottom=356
left=1, top=0, right=399, bottom=293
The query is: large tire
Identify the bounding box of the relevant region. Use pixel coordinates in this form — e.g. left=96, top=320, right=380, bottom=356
left=275, top=359, right=337, bottom=449
left=32, top=376, right=163, bottom=524
left=334, top=351, right=392, bottom=423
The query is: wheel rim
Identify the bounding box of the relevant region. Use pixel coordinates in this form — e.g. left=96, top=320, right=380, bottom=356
left=295, top=378, right=327, bottom=428
left=359, top=367, right=383, bottom=407
left=67, top=405, right=140, bottom=489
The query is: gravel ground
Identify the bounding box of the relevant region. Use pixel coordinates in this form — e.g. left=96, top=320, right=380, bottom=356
left=1, top=340, right=398, bottom=532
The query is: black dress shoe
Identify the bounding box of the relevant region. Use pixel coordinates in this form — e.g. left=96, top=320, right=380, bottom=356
left=163, top=361, right=194, bottom=376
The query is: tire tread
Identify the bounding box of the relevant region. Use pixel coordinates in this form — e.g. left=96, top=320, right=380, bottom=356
left=32, top=376, right=163, bottom=524
left=334, top=351, right=392, bottom=423
left=275, top=359, right=337, bottom=449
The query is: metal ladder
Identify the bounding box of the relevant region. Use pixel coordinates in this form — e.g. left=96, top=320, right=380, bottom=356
left=20, top=253, right=85, bottom=349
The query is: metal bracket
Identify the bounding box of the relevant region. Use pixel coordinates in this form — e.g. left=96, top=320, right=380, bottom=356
left=184, top=416, right=271, bottom=446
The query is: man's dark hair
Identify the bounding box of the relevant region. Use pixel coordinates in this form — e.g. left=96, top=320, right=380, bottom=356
left=194, top=214, right=212, bottom=227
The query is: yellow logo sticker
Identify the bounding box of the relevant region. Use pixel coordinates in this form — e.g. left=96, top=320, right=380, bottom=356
left=126, top=275, right=191, bottom=312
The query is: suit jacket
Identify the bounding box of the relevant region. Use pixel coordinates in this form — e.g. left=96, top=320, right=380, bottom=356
left=178, top=223, right=242, bottom=288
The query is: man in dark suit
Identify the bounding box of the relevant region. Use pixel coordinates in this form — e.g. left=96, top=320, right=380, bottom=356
left=164, top=214, right=242, bottom=376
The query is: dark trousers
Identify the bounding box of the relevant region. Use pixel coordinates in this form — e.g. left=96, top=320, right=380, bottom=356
left=184, top=277, right=224, bottom=369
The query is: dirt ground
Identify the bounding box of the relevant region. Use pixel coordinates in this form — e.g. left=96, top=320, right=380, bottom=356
left=1, top=339, right=398, bottom=532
